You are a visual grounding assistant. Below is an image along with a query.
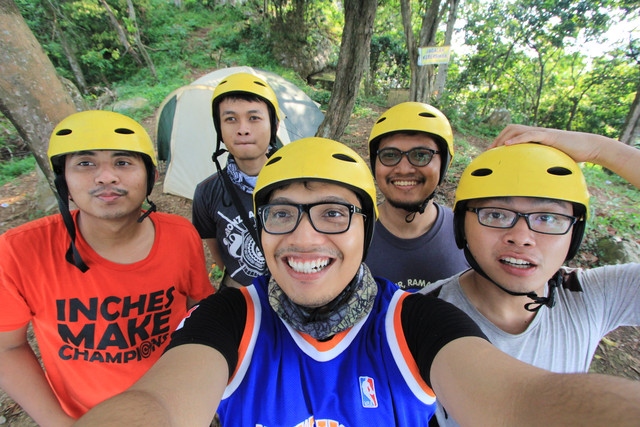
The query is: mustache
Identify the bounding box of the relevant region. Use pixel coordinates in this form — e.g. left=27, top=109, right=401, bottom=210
left=274, top=246, right=343, bottom=261
left=89, top=186, right=128, bottom=196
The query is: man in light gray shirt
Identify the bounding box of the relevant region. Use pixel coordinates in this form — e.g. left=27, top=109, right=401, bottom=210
left=423, top=126, right=640, bottom=426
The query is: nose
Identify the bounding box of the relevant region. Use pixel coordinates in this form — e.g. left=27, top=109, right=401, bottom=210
left=289, top=212, right=325, bottom=244
left=236, top=118, right=250, bottom=135
left=95, top=165, right=119, bottom=185
left=394, top=153, right=418, bottom=171
left=504, top=216, right=536, bottom=247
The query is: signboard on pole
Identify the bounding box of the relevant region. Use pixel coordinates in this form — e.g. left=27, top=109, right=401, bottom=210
left=418, top=46, right=451, bottom=65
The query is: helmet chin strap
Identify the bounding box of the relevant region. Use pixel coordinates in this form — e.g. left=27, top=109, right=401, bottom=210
left=404, top=193, right=435, bottom=223
left=137, top=198, right=156, bottom=223
left=462, top=246, right=561, bottom=312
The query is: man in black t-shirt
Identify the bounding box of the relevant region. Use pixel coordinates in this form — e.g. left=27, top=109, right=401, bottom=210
left=192, top=72, right=280, bottom=287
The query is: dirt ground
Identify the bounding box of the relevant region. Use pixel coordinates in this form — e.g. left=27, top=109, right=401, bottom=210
left=0, top=107, right=638, bottom=424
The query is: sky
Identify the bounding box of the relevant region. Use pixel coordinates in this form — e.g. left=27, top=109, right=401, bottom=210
left=451, top=6, right=640, bottom=59
left=578, top=14, right=640, bottom=57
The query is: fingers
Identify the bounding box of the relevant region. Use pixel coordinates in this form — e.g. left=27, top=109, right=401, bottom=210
left=490, top=125, right=548, bottom=149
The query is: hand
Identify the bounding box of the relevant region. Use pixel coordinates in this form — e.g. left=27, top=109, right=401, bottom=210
left=491, top=124, right=640, bottom=188
left=490, top=124, right=612, bottom=164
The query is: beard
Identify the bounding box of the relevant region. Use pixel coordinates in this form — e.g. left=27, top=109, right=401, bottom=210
left=386, top=197, right=424, bottom=213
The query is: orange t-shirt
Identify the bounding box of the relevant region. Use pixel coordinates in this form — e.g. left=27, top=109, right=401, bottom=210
left=0, top=211, right=214, bottom=418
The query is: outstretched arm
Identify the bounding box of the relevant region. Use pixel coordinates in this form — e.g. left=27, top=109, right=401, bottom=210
left=491, top=124, right=640, bottom=189
left=75, top=344, right=228, bottom=426
left=0, top=326, right=75, bottom=427
left=431, top=336, right=640, bottom=426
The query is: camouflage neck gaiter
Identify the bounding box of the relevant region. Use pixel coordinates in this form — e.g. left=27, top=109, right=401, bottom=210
left=268, top=263, right=377, bottom=340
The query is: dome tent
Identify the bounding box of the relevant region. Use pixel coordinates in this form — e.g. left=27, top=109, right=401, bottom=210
left=156, top=66, right=324, bottom=199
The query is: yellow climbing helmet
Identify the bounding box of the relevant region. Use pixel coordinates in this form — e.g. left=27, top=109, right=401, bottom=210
left=212, top=72, right=281, bottom=120
left=454, top=143, right=589, bottom=214
left=453, top=143, right=590, bottom=260
left=48, top=110, right=157, bottom=171
left=368, top=102, right=454, bottom=184
left=254, top=137, right=378, bottom=259
left=211, top=72, right=281, bottom=155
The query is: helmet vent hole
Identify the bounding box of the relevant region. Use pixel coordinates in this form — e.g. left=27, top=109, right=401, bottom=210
left=56, top=129, right=72, bottom=136
left=115, top=128, right=135, bottom=135
left=547, top=166, right=572, bottom=176
left=333, top=153, right=357, bottom=163
left=254, top=81, right=267, bottom=87
left=470, top=168, right=493, bottom=177
left=376, top=117, right=387, bottom=124
left=266, top=156, right=282, bottom=166
left=419, top=112, right=436, bottom=118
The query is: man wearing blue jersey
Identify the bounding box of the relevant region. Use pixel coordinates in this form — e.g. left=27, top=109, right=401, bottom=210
left=77, top=137, right=640, bottom=426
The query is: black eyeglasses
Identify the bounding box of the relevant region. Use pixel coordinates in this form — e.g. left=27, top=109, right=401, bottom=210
left=467, top=207, right=578, bottom=235
left=377, top=147, right=439, bottom=167
left=258, top=202, right=365, bottom=235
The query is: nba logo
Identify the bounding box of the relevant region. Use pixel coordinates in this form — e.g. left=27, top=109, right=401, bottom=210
left=359, top=376, right=378, bottom=408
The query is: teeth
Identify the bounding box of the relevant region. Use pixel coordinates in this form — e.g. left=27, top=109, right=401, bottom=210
left=501, top=257, right=532, bottom=268
left=288, top=258, right=329, bottom=274
left=394, top=180, right=418, bottom=186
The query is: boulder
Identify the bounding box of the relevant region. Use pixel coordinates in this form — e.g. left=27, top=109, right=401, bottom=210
left=386, top=88, right=410, bottom=107
left=484, top=109, right=511, bottom=127
left=596, top=236, right=640, bottom=264
left=112, top=97, right=150, bottom=114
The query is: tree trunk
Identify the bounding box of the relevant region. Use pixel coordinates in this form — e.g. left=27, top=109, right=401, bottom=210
left=55, top=20, right=89, bottom=94
left=401, top=0, right=442, bottom=102
left=315, top=0, right=377, bottom=141
left=480, top=41, right=517, bottom=117
left=531, top=46, right=544, bottom=125
left=620, top=78, right=640, bottom=146
left=0, top=0, right=78, bottom=195
left=434, top=0, right=460, bottom=101
left=400, top=0, right=417, bottom=96
left=41, top=0, right=88, bottom=94
left=125, top=0, right=158, bottom=80
left=99, top=0, right=143, bottom=66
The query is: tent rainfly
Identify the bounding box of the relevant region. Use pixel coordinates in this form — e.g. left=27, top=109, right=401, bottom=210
left=156, top=66, right=325, bottom=199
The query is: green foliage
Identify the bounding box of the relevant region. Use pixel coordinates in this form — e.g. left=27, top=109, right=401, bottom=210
left=209, top=263, right=224, bottom=284
left=307, top=88, right=333, bottom=110
left=448, top=138, right=477, bottom=178
left=583, top=164, right=640, bottom=238
left=445, top=0, right=638, bottom=138
left=0, top=157, right=36, bottom=186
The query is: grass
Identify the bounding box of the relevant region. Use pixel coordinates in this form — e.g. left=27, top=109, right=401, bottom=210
left=0, top=156, right=35, bottom=186
left=582, top=163, right=640, bottom=238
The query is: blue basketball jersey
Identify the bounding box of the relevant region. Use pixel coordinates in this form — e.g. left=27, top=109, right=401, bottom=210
left=217, top=276, right=437, bottom=426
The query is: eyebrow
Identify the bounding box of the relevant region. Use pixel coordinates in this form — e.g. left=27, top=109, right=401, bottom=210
left=220, top=109, right=266, bottom=116
left=268, top=195, right=352, bottom=205
left=482, top=197, right=571, bottom=208
left=69, top=150, right=138, bottom=158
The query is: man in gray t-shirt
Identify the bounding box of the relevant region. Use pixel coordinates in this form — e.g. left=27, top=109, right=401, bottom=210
left=422, top=126, right=640, bottom=427
left=365, top=103, right=468, bottom=289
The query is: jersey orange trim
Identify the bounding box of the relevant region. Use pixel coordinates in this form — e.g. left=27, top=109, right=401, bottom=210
left=228, top=287, right=256, bottom=383
left=297, top=328, right=351, bottom=352
left=393, top=292, right=436, bottom=398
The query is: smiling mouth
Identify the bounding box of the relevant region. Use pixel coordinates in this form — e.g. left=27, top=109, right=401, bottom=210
left=393, top=180, right=419, bottom=187
left=287, top=258, right=330, bottom=274
left=500, top=257, right=534, bottom=269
